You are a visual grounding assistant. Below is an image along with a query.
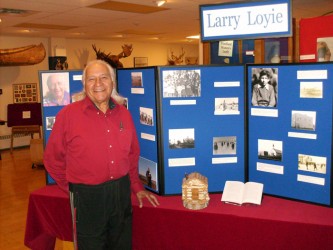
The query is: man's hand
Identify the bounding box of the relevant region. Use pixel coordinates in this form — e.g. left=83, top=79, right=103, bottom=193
left=136, top=190, right=160, bottom=208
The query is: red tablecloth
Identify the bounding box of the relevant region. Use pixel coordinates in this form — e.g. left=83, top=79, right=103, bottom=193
left=24, top=185, right=72, bottom=250
left=25, top=185, right=333, bottom=250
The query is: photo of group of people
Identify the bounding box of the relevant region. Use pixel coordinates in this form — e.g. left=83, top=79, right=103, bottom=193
left=139, top=107, right=154, bottom=126
left=162, top=69, right=201, bottom=98
left=213, top=136, right=236, bottom=155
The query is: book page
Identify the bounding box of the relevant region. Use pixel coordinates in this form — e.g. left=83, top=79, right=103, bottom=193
left=221, top=181, right=244, bottom=205
left=242, top=182, right=264, bottom=205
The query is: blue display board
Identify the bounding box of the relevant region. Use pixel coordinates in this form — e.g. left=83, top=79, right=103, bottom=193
left=247, top=63, right=333, bottom=205
left=159, top=65, right=246, bottom=195
left=117, top=65, right=246, bottom=195
left=39, top=70, right=83, bottom=184
left=117, top=67, right=160, bottom=193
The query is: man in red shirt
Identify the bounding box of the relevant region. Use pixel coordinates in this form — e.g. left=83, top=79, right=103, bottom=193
left=43, top=59, right=159, bottom=250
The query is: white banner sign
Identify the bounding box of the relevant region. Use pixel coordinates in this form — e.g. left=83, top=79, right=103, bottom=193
left=200, top=0, right=291, bottom=41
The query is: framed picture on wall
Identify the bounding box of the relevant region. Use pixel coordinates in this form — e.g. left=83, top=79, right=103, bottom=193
left=12, top=83, right=38, bottom=103
left=134, top=57, right=148, bottom=67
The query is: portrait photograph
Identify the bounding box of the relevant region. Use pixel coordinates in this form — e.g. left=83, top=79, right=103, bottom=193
left=258, top=139, right=283, bottom=161
left=168, top=128, right=195, bottom=149
left=42, top=72, right=70, bottom=107
left=291, top=110, right=316, bottom=131
left=162, top=69, right=201, bottom=98
left=251, top=68, right=278, bottom=108
left=298, top=154, right=326, bottom=174
left=213, top=136, right=236, bottom=155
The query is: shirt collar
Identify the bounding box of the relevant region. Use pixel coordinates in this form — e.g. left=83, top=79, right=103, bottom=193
left=82, top=96, right=117, bottom=112
left=260, top=84, right=270, bottom=90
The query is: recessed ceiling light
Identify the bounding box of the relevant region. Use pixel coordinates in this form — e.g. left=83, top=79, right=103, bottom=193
left=154, top=1, right=166, bottom=7
left=186, top=35, right=200, bottom=39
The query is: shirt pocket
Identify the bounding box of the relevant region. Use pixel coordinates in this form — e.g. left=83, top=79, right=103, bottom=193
left=118, top=128, right=132, bottom=154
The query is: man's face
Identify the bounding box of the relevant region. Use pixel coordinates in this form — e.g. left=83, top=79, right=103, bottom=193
left=84, top=63, right=113, bottom=105
left=49, top=75, right=64, bottom=99
left=260, top=75, right=269, bottom=85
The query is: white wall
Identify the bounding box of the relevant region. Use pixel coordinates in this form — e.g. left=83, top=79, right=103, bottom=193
left=0, top=35, right=199, bottom=149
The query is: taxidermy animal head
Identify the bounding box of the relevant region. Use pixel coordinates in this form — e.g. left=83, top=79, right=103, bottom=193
left=92, top=44, right=133, bottom=68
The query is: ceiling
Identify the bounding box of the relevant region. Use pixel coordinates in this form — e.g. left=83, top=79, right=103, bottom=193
left=0, top=0, right=332, bottom=44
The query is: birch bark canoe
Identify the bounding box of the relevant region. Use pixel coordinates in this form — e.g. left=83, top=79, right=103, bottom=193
left=0, top=43, right=46, bottom=66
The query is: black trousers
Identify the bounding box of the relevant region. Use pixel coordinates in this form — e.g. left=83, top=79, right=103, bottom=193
left=69, top=175, right=132, bottom=250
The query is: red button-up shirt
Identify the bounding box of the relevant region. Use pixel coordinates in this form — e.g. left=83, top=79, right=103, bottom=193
left=43, top=96, right=143, bottom=194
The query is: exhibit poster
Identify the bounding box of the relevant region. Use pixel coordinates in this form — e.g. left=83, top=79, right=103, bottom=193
left=247, top=63, right=333, bottom=205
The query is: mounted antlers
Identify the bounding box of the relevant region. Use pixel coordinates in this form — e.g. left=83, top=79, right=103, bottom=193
left=168, top=48, right=185, bottom=65
left=92, top=44, right=133, bottom=68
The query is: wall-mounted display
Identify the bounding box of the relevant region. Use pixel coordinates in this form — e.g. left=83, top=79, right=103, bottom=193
left=134, top=57, right=148, bottom=67
left=247, top=63, right=333, bottom=206
left=12, top=83, right=38, bottom=103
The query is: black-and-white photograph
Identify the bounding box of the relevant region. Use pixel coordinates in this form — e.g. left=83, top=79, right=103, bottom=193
left=131, top=72, right=143, bottom=87
left=298, top=154, right=326, bottom=174
left=214, top=97, right=239, bottom=115
left=258, top=139, right=283, bottom=161
left=162, top=69, right=201, bottom=98
left=139, top=107, right=154, bottom=126
left=291, top=110, right=316, bottom=131
left=213, top=136, right=236, bottom=155
left=251, top=68, right=278, bottom=107
left=168, top=128, right=195, bottom=149
left=46, top=116, right=56, bottom=130
left=300, top=81, right=323, bottom=98
left=138, top=157, right=158, bottom=191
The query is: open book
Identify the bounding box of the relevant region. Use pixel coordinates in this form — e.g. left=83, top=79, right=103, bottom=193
left=221, top=181, right=264, bottom=206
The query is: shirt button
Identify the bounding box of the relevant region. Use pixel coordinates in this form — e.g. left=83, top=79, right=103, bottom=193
left=109, top=145, right=112, bottom=148
left=110, top=176, right=114, bottom=179
left=107, top=130, right=110, bottom=132
left=111, top=161, right=114, bottom=164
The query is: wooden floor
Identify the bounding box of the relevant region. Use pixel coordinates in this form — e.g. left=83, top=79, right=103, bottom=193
left=0, top=147, right=73, bottom=250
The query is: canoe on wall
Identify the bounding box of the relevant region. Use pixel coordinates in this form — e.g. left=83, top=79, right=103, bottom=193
left=0, top=43, right=46, bottom=66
